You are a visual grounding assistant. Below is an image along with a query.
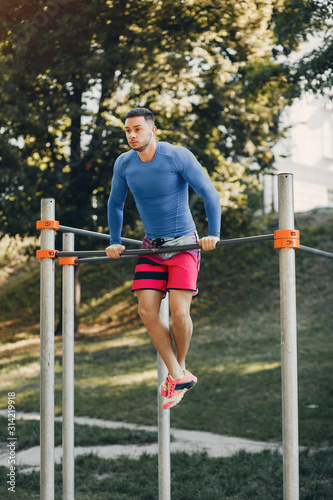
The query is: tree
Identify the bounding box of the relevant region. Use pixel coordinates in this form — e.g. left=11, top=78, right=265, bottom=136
left=0, top=0, right=294, bottom=239
left=273, top=0, right=333, bottom=99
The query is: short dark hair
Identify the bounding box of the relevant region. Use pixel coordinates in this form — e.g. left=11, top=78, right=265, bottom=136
left=125, top=107, right=155, bottom=125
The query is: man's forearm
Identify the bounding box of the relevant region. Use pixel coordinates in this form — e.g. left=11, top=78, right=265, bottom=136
left=107, top=196, right=124, bottom=245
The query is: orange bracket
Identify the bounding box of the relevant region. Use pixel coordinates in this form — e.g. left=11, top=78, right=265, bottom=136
left=274, top=230, right=300, bottom=250
left=58, top=256, right=78, bottom=266
left=36, top=220, right=60, bottom=230
left=36, top=249, right=58, bottom=259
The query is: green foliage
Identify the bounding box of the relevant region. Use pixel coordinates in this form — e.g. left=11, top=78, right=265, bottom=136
left=273, top=0, right=331, bottom=54
left=0, top=0, right=295, bottom=238
left=293, top=37, right=333, bottom=98
left=273, top=0, right=333, bottom=99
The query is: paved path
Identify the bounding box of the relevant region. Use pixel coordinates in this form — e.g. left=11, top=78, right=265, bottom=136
left=0, top=410, right=282, bottom=473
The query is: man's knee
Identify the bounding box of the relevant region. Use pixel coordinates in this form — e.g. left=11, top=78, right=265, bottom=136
left=138, top=301, right=158, bottom=325
left=137, top=290, right=163, bottom=325
left=171, top=307, right=191, bottom=327
left=138, top=302, right=149, bottom=321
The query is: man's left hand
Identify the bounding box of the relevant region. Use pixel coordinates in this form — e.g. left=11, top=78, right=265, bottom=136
left=198, top=236, right=220, bottom=251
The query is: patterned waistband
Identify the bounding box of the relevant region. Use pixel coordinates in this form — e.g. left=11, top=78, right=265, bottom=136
left=149, top=236, right=182, bottom=248
left=143, top=232, right=199, bottom=261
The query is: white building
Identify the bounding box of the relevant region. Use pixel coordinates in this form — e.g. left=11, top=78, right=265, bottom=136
left=262, top=95, right=333, bottom=213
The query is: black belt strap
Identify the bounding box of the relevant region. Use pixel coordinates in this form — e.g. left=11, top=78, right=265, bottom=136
left=150, top=236, right=179, bottom=247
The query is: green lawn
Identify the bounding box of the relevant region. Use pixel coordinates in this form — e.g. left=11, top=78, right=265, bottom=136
left=1, top=449, right=332, bottom=500
left=0, top=415, right=158, bottom=451
left=0, top=210, right=332, bottom=498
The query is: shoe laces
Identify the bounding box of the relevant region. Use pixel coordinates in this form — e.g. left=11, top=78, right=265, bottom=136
left=166, top=376, right=176, bottom=397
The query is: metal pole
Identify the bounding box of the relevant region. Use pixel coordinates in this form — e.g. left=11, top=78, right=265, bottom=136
left=278, top=174, right=299, bottom=500
left=40, top=198, right=56, bottom=500
left=299, top=245, right=333, bottom=260
left=58, top=224, right=142, bottom=246
left=158, top=294, right=171, bottom=500
left=62, top=233, right=75, bottom=500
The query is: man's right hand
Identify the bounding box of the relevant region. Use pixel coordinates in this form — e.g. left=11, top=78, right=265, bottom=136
left=105, top=244, right=126, bottom=259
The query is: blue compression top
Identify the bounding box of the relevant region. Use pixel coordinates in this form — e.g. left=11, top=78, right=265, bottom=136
left=107, top=141, right=221, bottom=244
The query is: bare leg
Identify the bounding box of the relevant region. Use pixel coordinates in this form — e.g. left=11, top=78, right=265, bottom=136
left=136, top=290, right=183, bottom=379
left=169, top=290, right=193, bottom=370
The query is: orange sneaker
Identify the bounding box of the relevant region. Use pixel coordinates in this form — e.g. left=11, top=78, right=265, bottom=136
left=162, top=370, right=197, bottom=409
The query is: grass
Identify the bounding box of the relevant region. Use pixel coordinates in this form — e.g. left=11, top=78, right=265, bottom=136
left=0, top=211, right=332, bottom=445
left=0, top=449, right=332, bottom=499
left=0, top=209, right=332, bottom=498
left=0, top=415, right=157, bottom=451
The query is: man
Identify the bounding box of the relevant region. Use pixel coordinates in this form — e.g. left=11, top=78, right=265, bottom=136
left=106, top=107, right=221, bottom=409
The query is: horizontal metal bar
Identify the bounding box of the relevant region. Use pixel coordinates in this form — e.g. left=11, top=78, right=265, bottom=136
left=76, top=250, right=116, bottom=257
left=218, top=233, right=275, bottom=246
left=57, top=233, right=275, bottom=260
left=58, top=225, right=142, bottom=246
left=299, top=244, right=333, bottom=260
left=75, top=255, right=137, bottom=264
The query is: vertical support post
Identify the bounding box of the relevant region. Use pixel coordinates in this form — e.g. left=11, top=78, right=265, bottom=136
left=278, top=173, right=299, bottom=500
left=157, top=294, right=171, bottom=500
left=62, top=234, right=75, bottom=500
left=40, top=198, right=56, bottom=500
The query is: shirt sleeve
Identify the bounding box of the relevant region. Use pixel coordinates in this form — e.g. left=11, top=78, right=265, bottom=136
left=173, top=147, right=222, bottom=237
left=107, top=158, right=128, bottom=245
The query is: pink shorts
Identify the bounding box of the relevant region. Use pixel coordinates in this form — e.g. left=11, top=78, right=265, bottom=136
left=132, top=252, right=200, bottom=297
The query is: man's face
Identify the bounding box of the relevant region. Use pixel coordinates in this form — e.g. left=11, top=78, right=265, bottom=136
left=125, top=116, right=155, bottom=152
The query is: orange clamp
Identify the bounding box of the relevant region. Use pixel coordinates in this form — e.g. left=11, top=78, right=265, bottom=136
left=36, top=220, right=60, bottom=230
left=58, top=256, right=78, bottom=266
left=274, top=229, right=300, bottom=250
left=36, top=249, right=58, bottom=259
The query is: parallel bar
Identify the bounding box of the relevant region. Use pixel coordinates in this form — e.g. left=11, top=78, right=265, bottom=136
left=59, top=250, right=142, bottom=258
left=299, top=244, right=333, bottom=260
left=40, top=199, right=56, bottom=500
left=62, top=233, right=75, bottom=500
left=58, top=224, right=142, bottom=246
left=278, top=174, right=299, bottom=500
left=75, top=256, right=137, bottom=264
left=57, top=233, right=275, bottom=259
left=158, top=296, right=171, bottom=500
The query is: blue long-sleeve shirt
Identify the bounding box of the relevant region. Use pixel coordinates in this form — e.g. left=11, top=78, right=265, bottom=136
left=108, top=141, right=221, bottom=244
